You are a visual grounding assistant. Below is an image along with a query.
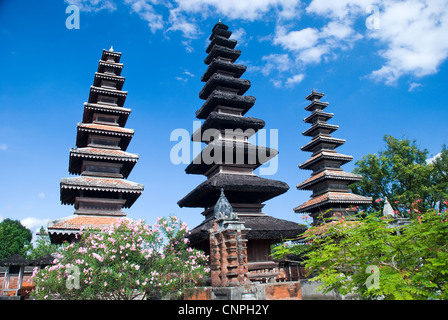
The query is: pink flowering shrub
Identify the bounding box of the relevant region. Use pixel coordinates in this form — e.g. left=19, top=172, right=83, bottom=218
left=31, top=216, right=209, bottom=300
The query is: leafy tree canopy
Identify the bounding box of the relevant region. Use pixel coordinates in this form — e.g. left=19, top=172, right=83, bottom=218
left=349, top=135, right=448, bottom=215
left=0, top=218, right=32, bottom=260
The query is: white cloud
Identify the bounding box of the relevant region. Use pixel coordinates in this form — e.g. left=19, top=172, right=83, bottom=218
left=125, top=0, right=164, bottom=33
left=426, top=153, right=441, bottom=164
left=368, top=0, right=448, bottom=84
left=285, top=73, right=305, bottom=87
left=20, top=217, right=50, bottom=232
left=65, top=0, right=117, bottom=12
left=167, top=8, right=200, bottom=39
left=230, top=27, right=250, bottom=46
left=0, top=144, right=7, bottom=151
left=66, top=0, right=448, bottom=87
left=274, top=26, right=319, bottom=51
left=38, top=192, right=46, bottom=199
left=408, top=82, right=423, bottom=92
left=261, top=53, right=293, bottom=76
left=174, top=0, right=302, bottom=21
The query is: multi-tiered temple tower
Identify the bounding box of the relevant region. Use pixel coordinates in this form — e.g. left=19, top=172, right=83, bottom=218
left=178, top=22, right=305, bottom=281
left=294, top=90, right=371, bottom=225
left=48, top=48, right=144, bottom=243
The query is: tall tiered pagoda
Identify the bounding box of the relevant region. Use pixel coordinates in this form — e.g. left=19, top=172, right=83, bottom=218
left=294, top=89, right=371, bottom=225
left=48, top=47, right=144, bottom=243
left=178, top=21, right=305, bottom=281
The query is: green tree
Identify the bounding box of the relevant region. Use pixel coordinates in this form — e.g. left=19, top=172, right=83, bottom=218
left=27, top=227, right=59, bottom=260
left=0, top=218, right=33, bottom=260
left=31, top=217, right=209, bottom=300
left=300, top=210, right=448, bottom=300
left=429, top=145, right=448, bottom=211
left=349, top=135, right=443, bottom=215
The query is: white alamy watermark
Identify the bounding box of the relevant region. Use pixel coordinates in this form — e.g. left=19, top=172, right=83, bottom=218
left=66, top=5, right=80, bottom=30
left=365, top=265, right=380, bottom=290
left=65, top=265, right=80, bottom=290
left=170, top=121, right=279, bottom=175
left=366, top=5, right=380, bottom=30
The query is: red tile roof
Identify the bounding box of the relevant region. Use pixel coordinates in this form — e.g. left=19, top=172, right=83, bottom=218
left=296, top=170, right=363, bottom=190
left=78, top=123, right=134, bottom=135
left=294, top=192, right=372, bottom=213
left=48, top=215, right=123, bottom=231
left=60, top=176, right=144, bottom=193
left=70, top=147, right=138, bottom=161
left=299, top=151, right=353, bottom=169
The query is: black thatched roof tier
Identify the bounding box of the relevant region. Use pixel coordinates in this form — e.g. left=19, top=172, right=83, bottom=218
left=201, top=59, right=246, bottom=82
left=185, top=141, right=278, bottom=175
left=206, top=36, right=237, bottom=54
left=187, top=215, right=307, bottom=245
left=192, top=112, right=265, bottom=142
left=177, top=173, right=289, bottom=208
left=0, top=254, right=29, bottom=266
left=199, top=73, right=251, bottom=100
left=210, top=22, right=231, bottom=40
left=204, top=45, right=241, bottom=65
left=195, top=91, right=256, bottom=119
left=30, top=254, right=55, bottom=266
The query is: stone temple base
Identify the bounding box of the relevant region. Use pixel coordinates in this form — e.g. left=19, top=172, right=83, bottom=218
left=185, top=281, right=302, bottom=300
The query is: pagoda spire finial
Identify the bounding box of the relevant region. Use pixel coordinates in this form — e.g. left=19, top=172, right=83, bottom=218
left=109, top=45, right=114, bottom=52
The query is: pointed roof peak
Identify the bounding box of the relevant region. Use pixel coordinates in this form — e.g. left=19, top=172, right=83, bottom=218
left=109, top=45, right=114, bottom=52
left=213, top=188, right=237, bottom=220
left=306, top=89, right=325, bottom=101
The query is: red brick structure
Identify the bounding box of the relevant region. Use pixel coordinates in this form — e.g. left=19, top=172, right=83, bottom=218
left=209, top=189, right=250, bottom=287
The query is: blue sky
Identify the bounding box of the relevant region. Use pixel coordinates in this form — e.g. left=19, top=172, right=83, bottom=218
left=1, top=0, right=447, bottom=237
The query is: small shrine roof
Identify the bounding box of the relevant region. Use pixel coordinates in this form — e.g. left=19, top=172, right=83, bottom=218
left=93, top=72, right=125, bottom=90
left=61, top=176, right=143, bottom=193
left=304, top=99, right=329, bottom=112
left=201, top=59, right=246, bottom=82
left=83, top=102, right=131, bottom=114
left=77, top=123, right=134, bottom=135
left=302, top=121, right=339, bottom=136
left=70, top=147, right=138, bottom=161
left=60, top=177, right=143, bottom=208
left=305, top=90, right=325, bottom=101
left=204, top=45, right=241, bottom=65
left=199, top=73, right=251, bottom=99
left=296, top=170, right=363, bottom=190
left=303, top=109, right=334, bottom=123
left=209, top=26, right=232, bottom=40
left=301, top=135, right=345, bottom=152
left=192, top=112, right=265, bottom=142
left=195, top=91, right=256, bottom=119
left=206, top=36, right=237, bottom=53
left=101, top=48, right=122, bottom=63
left=299, top=151, right=353, bottom=169
left=294, top=192, right=372, bottom=213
